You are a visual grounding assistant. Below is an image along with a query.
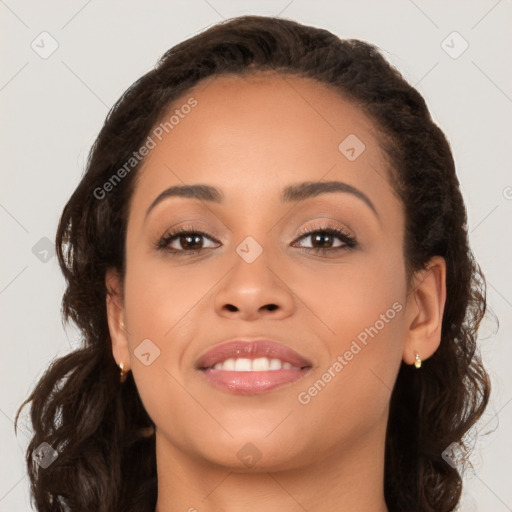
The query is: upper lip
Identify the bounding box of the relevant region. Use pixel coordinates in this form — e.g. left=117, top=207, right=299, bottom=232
left=196, top=338, right=313, bottom=369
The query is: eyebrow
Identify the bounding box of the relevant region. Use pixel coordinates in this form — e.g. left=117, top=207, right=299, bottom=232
left=144, top=180, right=378, bottom=220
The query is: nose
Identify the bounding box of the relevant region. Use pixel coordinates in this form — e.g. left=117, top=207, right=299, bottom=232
left=213, top=244, right=296, bottom=321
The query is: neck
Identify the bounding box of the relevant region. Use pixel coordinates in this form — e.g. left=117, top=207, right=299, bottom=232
left=154, top=419, right=389, bottom=512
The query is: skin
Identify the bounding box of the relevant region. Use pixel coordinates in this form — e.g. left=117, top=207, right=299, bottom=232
left=106, top=72, right=446, bottom=512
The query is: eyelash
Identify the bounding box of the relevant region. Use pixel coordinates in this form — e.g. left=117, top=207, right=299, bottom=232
left=155, top=223, right=357, bottom=256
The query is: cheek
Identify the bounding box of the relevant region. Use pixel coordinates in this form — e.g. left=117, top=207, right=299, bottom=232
left=292, top=246, right=406, bottom=347
left=121, top=253, right=206, bottom=393
left=124, top=254, right=212, bottom=339
left=121, top=256, right=214, bottom=440
left=293, top=249, right=407, bottom=414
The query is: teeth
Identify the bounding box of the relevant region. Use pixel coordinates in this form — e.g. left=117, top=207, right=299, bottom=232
left=210, top=357, right=301, bottom=371
left=269, top=358, right=282, bottom=370
left=235, top=358, right=252, bottom=371
left=223, top=358, right=236, bottom=371
left=252, top=357, right=270, bottom=371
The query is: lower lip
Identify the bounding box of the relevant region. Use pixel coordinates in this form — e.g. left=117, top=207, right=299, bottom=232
left=200, top=368, right=311, bottom=394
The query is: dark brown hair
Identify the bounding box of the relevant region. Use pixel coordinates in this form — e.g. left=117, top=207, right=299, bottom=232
left=15, top=14, right=491, bottom=512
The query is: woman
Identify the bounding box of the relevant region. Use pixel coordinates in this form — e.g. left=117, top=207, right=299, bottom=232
left=16, top=14, right=491, bottom=512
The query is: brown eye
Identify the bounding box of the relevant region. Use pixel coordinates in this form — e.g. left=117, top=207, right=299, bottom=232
left=157, top=228, right=220, bottom=254
left=294, top=226, right=357, bottom=252
left=177, top=233, right=204, bottom=250
left=303, top=232, right=340, bottom=249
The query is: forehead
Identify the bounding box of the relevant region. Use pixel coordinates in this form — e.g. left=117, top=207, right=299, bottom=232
left=129, top=72, right=395, bottom=219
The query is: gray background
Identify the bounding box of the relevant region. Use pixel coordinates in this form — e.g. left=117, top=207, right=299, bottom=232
left=1, top=1, right=511, bottom=510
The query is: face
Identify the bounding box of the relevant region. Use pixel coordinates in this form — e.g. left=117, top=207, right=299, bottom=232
left=108, top=72, right=417, bottom=471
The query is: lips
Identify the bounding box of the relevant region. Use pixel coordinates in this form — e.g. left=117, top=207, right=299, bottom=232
left=195, top=339, right=312, bottom=370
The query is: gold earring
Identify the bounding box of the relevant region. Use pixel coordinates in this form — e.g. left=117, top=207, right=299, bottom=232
left=119, top=361, right=128, bottom=383
left=414, top=352, right=422, bottom=369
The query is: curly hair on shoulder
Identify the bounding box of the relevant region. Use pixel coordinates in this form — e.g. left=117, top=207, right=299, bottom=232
left=15, top=14, right=491, bottom=512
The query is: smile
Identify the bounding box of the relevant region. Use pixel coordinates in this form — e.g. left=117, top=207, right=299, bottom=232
left=196, top=339, right=313, bottom=394
left=209, top=357, right=303, bottom=371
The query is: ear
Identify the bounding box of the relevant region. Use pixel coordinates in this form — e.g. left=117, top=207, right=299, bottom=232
left=105, top=267, right=131, bottom=371
left=403, top=256, right=447, bottom=366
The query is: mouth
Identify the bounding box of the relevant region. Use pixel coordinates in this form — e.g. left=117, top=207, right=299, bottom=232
left=196, top=339, right=313, bottom=395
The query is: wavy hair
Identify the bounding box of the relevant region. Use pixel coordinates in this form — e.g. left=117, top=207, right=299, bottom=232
left=15, top=14, right=491, bottom=512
